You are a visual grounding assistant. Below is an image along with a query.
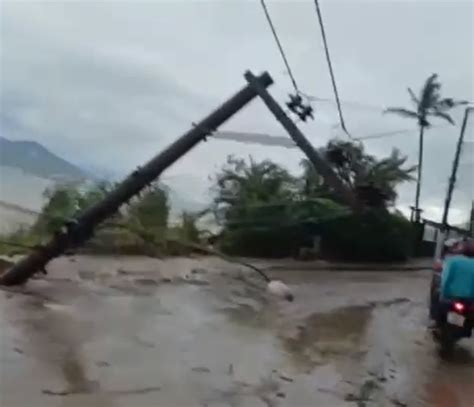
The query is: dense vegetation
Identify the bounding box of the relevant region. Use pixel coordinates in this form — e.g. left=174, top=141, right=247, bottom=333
left=212, top=139, right=416, bottom=261
left=1, top=138, right=418, bottom=262
left=0, top=181, right=203, bottom=257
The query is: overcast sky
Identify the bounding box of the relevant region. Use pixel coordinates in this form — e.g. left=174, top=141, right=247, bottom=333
left=1, top=0, right=473, bottom=221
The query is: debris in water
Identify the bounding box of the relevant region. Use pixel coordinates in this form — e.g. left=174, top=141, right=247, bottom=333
left=42, top=389, right=70, bottom=396
left=278, top=374, right=294, bottom=383
left=133, top=336, right=155, bottom=348
left=391, top=398, right=408, bottom=407
left=134, top=278, right=158, bottom=286
left=191, top=366, right=211, bottom=373
left=367, top=298, right=410, bottom=307
left=42, top=386, right=162, bottom=397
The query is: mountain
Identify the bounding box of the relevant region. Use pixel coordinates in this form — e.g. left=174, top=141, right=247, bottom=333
left=0, top=136, right=85, bottom=181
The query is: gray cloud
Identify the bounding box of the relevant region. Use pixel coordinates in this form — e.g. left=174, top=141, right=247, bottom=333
left=1, top=0, right=473, bottom=221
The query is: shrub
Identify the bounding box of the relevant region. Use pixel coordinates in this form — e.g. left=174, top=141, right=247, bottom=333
left=320, top=210, right=415, bottom=262
left=218, top=220, right=310, bottom=258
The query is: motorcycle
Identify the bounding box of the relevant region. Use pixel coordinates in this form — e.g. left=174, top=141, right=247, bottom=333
left=429, top=239, right=474, bottom=352
left=432, top=297, right=474, bottom=351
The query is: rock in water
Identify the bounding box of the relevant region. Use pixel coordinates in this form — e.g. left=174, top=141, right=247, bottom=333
left=267, top=280, right=294, bottom=302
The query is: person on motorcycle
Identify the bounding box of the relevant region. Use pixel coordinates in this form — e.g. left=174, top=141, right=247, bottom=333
left=429, top=239, right=474, bottom=323
left=441, top=240, right=474, bottom=297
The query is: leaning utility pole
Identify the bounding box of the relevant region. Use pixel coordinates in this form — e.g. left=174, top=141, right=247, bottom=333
left=244, top=71, right=358, bottom=209
left=441, top=107, right=473, bottom=228
left=0, top=72, right=273, bottom=285
left=434, top=106, right=473, bottom=259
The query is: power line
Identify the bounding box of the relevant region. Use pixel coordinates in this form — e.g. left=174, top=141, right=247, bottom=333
left=260, top=0, right=299, bottom=93
left=312, top=0, right=350, bottom=138
left=355, top=124, right=450, bottom=141
left=355, top=128, right=420, bottom=141
left=301, top=93, right=385, bottom=112
left=212, top=123, right=451, bottom=149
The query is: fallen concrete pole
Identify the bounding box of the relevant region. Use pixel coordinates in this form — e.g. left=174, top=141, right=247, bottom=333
left=0, top=72, right=273, bottom=285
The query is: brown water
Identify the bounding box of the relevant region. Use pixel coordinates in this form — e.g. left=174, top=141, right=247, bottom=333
left=1, top=256, right=473, bottom=406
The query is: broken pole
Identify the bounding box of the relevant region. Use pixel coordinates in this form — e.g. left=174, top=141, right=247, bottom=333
left=244, top=71, right=358, bottom=209
left=0, top=72, right=274, bottom=286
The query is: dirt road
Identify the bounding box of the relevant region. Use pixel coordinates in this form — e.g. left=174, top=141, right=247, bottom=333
left=1, top=256, right=473, bottom=406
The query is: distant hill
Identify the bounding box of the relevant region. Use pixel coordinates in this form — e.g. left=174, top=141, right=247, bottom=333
left=0, top=136, right=85, bottom=181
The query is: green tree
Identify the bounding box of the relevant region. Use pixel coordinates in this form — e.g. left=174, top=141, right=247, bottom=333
left=128, top=183, right=169, bottom=234
left=212, top=156, right=298, bottom=256
left=34, top=185, right=82, bottom=235
left=79, top=181, right=114, bottom=208
left=212, top=156, right=348, bottom=257
left=384, top=73, right=467, bottom=220
left=213, top=155, right=296, bottom=227
left=317, top=139, right=416, bottom=208
left=34, top=182, right=114, bottom=235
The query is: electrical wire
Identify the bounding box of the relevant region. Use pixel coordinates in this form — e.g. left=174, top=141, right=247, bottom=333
left=354, top=124, right=450, bottom=141
left=355, top=128, right=420, bottom=141
left=300, top=93, right=385, bottom=112
left=312, top=0, right=350, bottom=138
left=213, top=123, right=449, bottom=149
left=259, top=0, right=300, bottom=93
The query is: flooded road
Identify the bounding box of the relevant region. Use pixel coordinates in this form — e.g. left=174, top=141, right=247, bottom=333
left=1, top=256, right=473, bottom=406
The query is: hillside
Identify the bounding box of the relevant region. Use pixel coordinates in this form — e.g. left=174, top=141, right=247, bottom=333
left=0, top=136, right=85, bottom=181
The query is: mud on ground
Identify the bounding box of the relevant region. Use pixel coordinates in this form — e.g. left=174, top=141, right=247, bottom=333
left=1, top=255, right=473, bottom=406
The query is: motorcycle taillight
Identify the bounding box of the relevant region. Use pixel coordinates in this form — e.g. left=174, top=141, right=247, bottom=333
left=453, top=301, right=466, bottom=313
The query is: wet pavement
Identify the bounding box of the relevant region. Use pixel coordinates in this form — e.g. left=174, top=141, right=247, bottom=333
left=1, top=255, right=473, bottom=407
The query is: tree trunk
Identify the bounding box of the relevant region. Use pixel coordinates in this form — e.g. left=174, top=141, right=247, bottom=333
left=414, top=125, right=424, bottom=222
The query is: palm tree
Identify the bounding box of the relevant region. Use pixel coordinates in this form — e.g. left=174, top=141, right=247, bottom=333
left=319, top=140, right=416, bottom=208
left=359, top=148, right=416, bottom=208
left=213, top=155, right=295, bottom=211
left=385, top=73, right=467, bottom=221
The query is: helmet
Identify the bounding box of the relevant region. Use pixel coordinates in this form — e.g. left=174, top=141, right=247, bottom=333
left=444, top=238, right=460, bottom=248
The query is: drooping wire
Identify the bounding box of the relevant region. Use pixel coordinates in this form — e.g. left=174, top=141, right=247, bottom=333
left=259, top=0, right=300, bottom=94
left=355, top=124, right=450, bottom=141
left=312, top=0, right=351, bottom=138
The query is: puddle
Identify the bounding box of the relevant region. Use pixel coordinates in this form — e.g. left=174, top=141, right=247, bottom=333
left=280, top=305, right=372, bottom=371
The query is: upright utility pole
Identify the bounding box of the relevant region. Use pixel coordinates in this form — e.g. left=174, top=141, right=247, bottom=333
left=0, top=72, right=273, bottom=286
left=244, top=71, right=358, bottom=209
left=434, top=106, right=473, bottom=259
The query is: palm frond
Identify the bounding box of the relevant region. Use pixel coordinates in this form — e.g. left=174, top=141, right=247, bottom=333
left=431, top=111, right=455, bottom=125
left=435, top=98, right=469, bottom=111
left=420, top=73, right=441, bottom=109
left=383, top=107, right=419, bottom=119
left=407, top=87, right=419, bottom=107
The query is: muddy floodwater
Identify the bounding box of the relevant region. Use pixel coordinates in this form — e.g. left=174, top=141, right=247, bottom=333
left=1, top=256, right=473, bottom=406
